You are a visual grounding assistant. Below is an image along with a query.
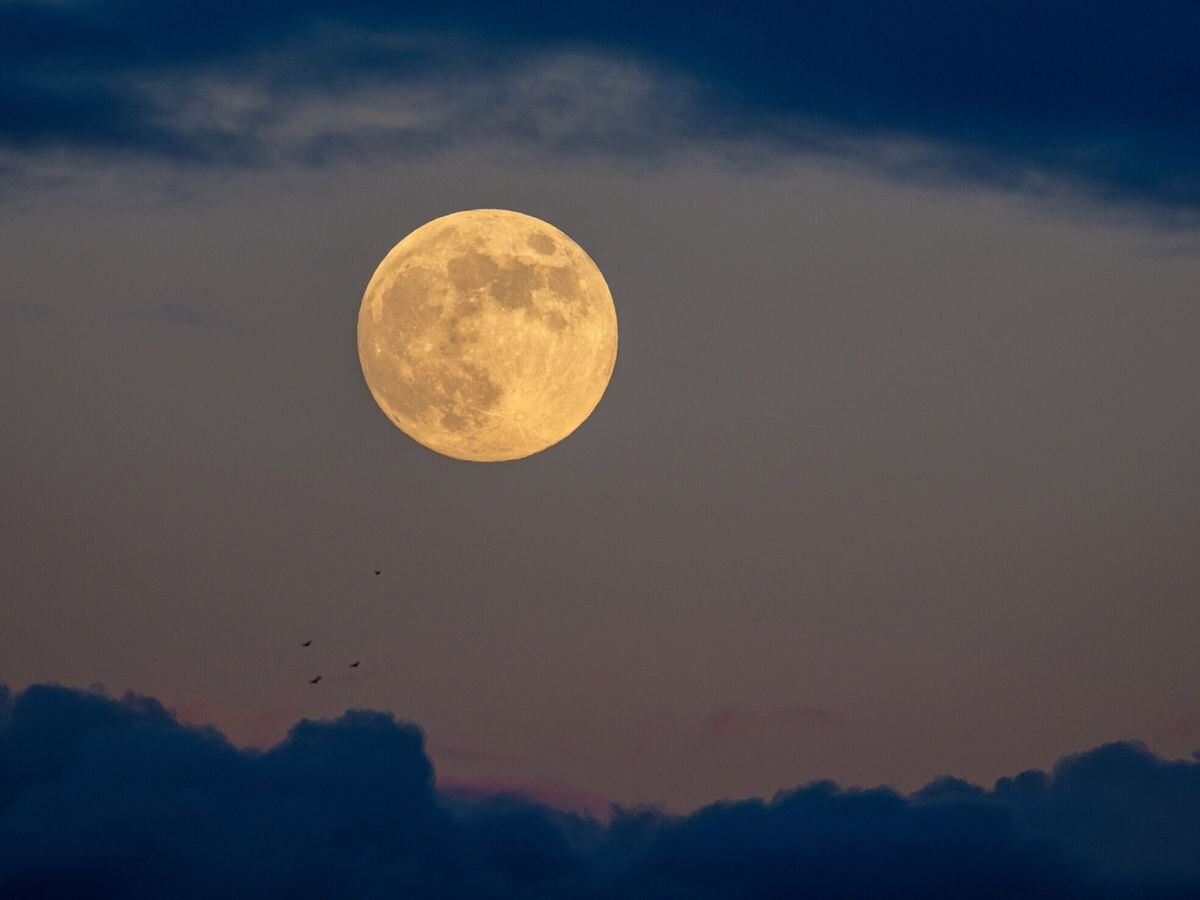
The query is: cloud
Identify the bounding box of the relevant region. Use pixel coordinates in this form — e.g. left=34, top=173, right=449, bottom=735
left=3, top=683, right=1200, bottom=897
left=2, top=1, right=1200, bottom=215
left=440, top=775, right=611, bottom=817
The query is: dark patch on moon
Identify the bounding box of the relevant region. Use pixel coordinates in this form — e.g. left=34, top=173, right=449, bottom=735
left=380, top=266, right=446, bottom=333
left=397, top=356, right=503, bottom=434
left=447, top=249, right=500, bottom=293
left=547, top=266, right=582, bottom=303
left=435, top=362, right=503, bottom=432
left=491, top=261, right=540, bottom=310
left=440, top=410, right=470, bottom=432
left=527, top=233, right=557, bottom=255
left=542, top=309, right=569, bottom=331
left=446, top=249, right=538, bottom=312
left=444, top=246, right=579, bottom=325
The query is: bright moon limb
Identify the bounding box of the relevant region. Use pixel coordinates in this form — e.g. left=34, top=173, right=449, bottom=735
left=357, top=209, right=618, bottom=462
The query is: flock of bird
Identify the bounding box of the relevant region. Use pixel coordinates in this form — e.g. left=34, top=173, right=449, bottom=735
left=301, top=569, right=380, bottom=684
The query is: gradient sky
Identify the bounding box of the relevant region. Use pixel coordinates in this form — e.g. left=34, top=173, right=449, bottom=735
left=3, top=0, right=1200, bottom=813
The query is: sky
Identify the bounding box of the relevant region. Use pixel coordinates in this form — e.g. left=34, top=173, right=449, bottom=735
left=3, top=2, right=1200, bottom=892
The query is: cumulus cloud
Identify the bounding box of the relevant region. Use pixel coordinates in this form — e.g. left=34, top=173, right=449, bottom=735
left=2, top=682, right=1200, bottom=898
left=2, top=1, right=1200, bottom=214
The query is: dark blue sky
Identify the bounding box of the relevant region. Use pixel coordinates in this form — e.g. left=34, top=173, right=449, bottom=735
left=4, top=0, right=1200, bottom=213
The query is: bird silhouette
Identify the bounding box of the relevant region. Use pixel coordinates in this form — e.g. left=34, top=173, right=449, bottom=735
left=374, top=570, right=381, bottom=575
left=301, top=640, right=312, bottom=647
left=309, top=675, right=322, bottom=684
left=349, top=660, right=360, bottom=668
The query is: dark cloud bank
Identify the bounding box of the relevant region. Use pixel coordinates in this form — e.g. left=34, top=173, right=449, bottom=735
left=3, top=1, right=1200, bottom=213
left=2, top=684, right=1199, bottom=898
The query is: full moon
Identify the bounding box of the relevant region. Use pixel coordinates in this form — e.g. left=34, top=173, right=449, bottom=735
left=357, top=209, right=618, bottom=462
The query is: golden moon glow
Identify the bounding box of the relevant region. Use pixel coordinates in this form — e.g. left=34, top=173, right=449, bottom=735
left=357, top=209, right=618, bottom=462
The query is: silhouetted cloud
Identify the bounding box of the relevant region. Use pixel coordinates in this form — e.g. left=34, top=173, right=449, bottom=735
left=2, top=1, right=1200, bottom=214
left=2, top=682, right=1200, bottom=897
left=440, top=775, right=611, bottom=817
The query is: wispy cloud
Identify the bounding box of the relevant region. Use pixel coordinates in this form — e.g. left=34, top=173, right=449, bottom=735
left=3, top=2, right=1200, bottom=216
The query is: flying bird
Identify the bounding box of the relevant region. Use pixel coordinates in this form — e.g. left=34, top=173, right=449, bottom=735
left=374, top=570, right=381, bottom=575
left=309, top=675, right=322, bottom=684
left=350, top=660, right=360, bottom=668
left=301, top=640, right=312, bottom=647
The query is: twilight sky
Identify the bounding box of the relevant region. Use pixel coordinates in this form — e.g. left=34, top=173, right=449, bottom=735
left=3, top=0, right=1200, bottom=819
